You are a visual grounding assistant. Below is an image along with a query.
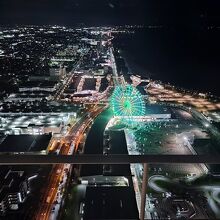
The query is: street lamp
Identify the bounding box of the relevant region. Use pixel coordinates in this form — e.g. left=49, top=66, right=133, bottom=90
left=205, top=123, right=209, bottom=128
left=183, top=136, right=188, bottom=141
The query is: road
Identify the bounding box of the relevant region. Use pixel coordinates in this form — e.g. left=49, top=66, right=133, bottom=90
left=53, top=49, right=89, bottom=101
left=32, top=104, right=106, bottom=220
left=33, top=152, right=69, bottom=220
left=148, top=174, right=220, bottom=217
left=197, top=185, right=220, bottom=216
left=148, top=175, right=172, bottom=193
left=110, top=47, right=120, bottom=86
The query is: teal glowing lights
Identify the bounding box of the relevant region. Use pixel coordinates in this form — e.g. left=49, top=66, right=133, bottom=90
left=110, top=85, right=145, bottom=122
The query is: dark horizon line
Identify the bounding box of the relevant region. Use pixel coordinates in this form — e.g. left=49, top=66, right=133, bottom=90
left=0, top=23, right=220, bottom=29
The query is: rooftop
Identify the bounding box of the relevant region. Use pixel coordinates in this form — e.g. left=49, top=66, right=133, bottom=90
left=0, top=134, right=52, bottom=153
left=0, top=168, right=26, bottom=201
left=84, top=186, right=139, bottom=220
left=19, top=81, right=57, bottom=88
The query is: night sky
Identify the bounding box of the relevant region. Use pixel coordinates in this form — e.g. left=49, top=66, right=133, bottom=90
left=0, top=0, right=220, bottom=26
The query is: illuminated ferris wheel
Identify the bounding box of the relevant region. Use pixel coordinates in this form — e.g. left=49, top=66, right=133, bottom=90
left=110, top=85, right=145, bottom=122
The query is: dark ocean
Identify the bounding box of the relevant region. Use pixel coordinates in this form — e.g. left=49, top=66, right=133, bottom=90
left=113, top=27, right=220, bottom=97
